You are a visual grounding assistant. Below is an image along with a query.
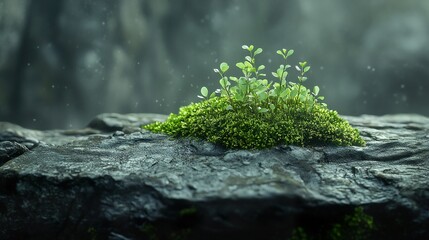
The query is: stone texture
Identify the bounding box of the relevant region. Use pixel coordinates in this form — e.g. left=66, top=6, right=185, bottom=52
left=0, top=114, right=428, bottom=239
left=88, top=113, right=167, bottom=133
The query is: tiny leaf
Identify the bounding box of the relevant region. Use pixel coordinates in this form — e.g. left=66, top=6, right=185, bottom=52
left=277, top=69, right=283, bottom=78
left=282, top=71, right=288, bottom=80
left=286, top=49, right=294, bottom=57
left=235, top=93, right=244, bottom=101
left=201, top=87, right=208, bottom=97
left=220, top=78, right=229, bottom=89
left=258, top=108, right=269, bottom=113
left=220, top=62, right=229, bottom=73
left=313, top=86, right=320, bottom=96
left=295, top=66, right=301, bottom=71
left=304, top=66, right=311, bottom=73
left=238, top=77, right=247, bottom=86
left=236, top=62, right=245, bottom=69
left=244, top=61, right=253, bottom=68
left=230, top=76, right=238, bottom=82
left=258, top=92, right=268, bottom=101
left=254, top=48, right=263, bottom=55
left=242, top=45, right=249, bottom=50
left=280, top=89, right=289, bottom=98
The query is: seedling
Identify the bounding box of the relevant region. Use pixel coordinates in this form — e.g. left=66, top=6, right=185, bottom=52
left=144, top=45, right=365, bottom=149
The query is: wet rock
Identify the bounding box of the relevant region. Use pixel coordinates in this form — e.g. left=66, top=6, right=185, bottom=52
left=0, top=141, right=28, bottom=166
left=0, top=122, right=41, bottom=149
left=0, top=113, right=161, bottom=164
left=0, top=114, right=428, bottom=239
left=88, top=113, right=167, bottom=132
left=0, top=122, right=99, bottom=149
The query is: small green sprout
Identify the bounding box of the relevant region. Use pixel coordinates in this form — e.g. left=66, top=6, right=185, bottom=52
left=144, top=45, right=365, bottom=149
left=199, top=87, right=208, bottom=99
left=200, top=45, right=326, bottom=115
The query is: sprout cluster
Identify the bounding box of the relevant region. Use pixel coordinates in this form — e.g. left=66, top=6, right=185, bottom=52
left=144, top=45, right=365, bottom=149
left=199, top=45, right=325, bottom=115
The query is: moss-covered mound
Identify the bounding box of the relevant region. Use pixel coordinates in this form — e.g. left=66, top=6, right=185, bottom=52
left=144, top=97, right=365, bottom=149
left=145, top=45, right=365, bottom=149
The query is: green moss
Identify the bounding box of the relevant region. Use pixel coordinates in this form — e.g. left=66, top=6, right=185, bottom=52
left=328, top=207, right=375, bottom=240
left=144, top=96, right=365, bottom=149
left=290, top=207, right=375, bottom=240
left=87, top=227, right=97, bottom=240
left=179, top=206, right=198, bottom=217
left=291, top=227, right=310, bottom=240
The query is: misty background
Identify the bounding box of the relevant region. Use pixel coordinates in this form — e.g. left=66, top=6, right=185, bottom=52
left=1, top=0, right=428, bottom=130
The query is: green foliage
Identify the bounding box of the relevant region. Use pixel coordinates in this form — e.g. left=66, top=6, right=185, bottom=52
left=291, top=227, right=310, bottom=240
left=144, top=45, right=365, bottom=149
left=87, top=227, right=97, bottom=240
left=328, top=207, right=375, bottom=240
left=200, top=45, right=326, bottom=114
left=140, top=223, right=159, bottom=240
left=179, top=206, right=198, bottom=217
left=290, top=207, right=375, bottom=240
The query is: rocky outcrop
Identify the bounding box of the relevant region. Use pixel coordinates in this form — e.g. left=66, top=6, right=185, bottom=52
left=0, top=113, right=428, bottom=239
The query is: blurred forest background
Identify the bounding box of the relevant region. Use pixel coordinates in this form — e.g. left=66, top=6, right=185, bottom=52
left=1, top=0, right=428, bottom=129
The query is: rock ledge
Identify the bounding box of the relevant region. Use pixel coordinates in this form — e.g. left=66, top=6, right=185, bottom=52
left=0, top=113, right=428, bottom=239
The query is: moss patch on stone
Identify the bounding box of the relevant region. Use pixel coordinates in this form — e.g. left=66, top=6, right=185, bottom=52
left=144, top=97, right=365, bottom=149
left=145, top=45, right=365, bottom=149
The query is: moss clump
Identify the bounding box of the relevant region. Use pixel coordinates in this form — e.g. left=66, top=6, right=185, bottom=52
left=144, top=97, right=364, bottom=149
left=144, top=45, right=365, bottom=149
left=329, top=207, right=375, bottom=240
left=290, top=207, right=375, bottom=240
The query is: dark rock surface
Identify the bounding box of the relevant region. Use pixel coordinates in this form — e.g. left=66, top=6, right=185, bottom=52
left=0, top=113, right=428, bottom=239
